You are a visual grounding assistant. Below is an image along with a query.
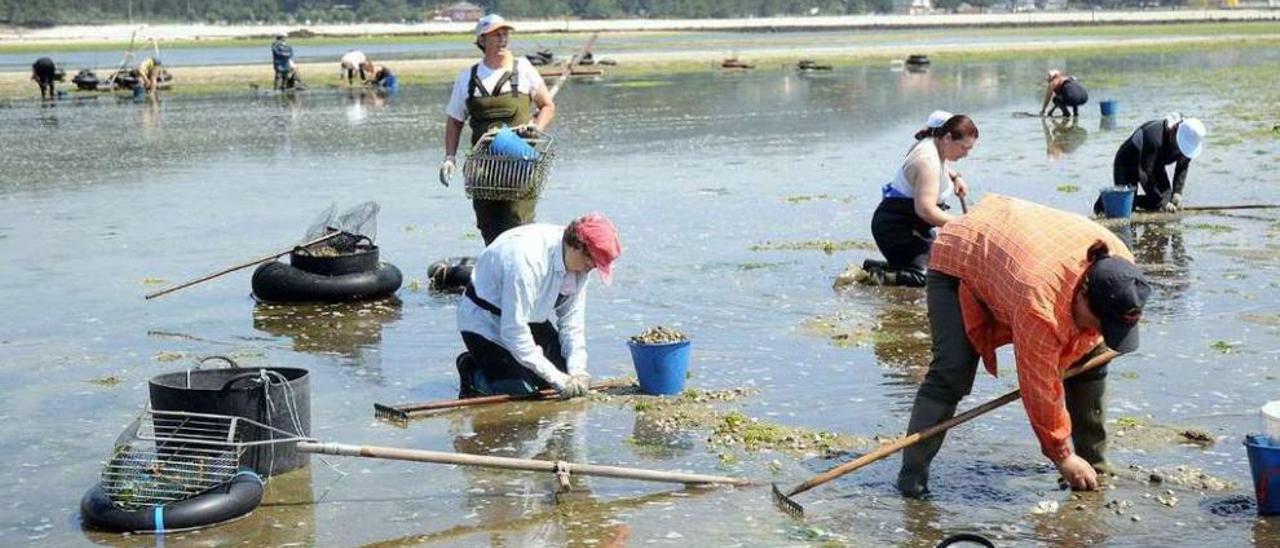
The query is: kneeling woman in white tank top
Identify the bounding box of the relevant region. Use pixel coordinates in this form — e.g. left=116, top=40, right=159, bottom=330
left=866, top=112, right=978, bottom=286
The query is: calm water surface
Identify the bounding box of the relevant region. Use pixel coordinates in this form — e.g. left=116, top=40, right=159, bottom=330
left=1, top=47, right=1278, bottom=545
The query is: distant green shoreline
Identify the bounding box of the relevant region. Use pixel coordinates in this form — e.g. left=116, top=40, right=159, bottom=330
left=0, top=20, right=1276, bottom=54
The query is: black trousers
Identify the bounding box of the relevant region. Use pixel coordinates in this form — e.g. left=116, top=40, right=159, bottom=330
left=918, top=271, right=1109, bottom=406
left=870, top=198, right=932, bottom=286
left=461, top=322, right=567, bottom=390
left=473, top=198, right=538, bottom=245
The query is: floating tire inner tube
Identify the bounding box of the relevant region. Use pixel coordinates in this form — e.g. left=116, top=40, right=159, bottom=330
left=80, top=470, right=265, bottom=534
left=427, top=256, right=475, bottom=293
left=251, top=260, right=402, bottom=303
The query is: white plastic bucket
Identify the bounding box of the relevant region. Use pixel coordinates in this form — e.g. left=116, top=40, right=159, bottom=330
left=1263, top=401, right=1280, bottom=443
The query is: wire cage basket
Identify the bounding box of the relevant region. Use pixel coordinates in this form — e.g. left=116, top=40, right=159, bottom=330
left=463, top=128, right=557, bottom=201
left=99, top=409, right=304, bottom=510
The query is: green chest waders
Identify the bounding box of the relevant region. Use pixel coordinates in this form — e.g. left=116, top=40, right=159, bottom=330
left=466, top=64, right=537, bottom=245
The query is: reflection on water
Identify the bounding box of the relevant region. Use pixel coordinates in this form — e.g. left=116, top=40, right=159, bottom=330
left=253, top=300, right=401, bottom=352
left=1108, top=220, right=1194, bottom=317
left=1043, top=116, right=1088, bottom=161
left=443, top=404, right=636, bottom=546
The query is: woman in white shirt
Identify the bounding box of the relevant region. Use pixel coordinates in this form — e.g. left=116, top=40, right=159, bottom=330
left=437, top=14, right=557, bottom=245
left=865, top=112, right=978, bottom=286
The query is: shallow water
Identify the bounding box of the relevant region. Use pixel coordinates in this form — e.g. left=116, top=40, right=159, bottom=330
left=1, top=46, right=1279, bottom=545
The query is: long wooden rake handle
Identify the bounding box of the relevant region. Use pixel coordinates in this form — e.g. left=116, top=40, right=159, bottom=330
left=1179, top=204, right=1280, bottom=212
left=783, top=349, right=1119, bottom=498
left=374, top=381, right=628, bottom=421
left=145, top=230, right=343, bottom=300
left=547, top=32, right=599, bottom=99
left=296, top=441, right=755, bottom=486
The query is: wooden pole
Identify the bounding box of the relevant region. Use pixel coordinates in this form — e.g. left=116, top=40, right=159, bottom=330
left=1179, top=204, right=1280, bottom=212
left=297, top=441, right=755, bottom=487
left=145, top=231, right=343, bottom=300
left=547, top=32, right=599, bottom=99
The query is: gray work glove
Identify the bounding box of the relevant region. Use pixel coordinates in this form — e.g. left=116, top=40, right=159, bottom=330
left=438, top=156, right=455, bottom=187
left=1170, top=193, right=1182, bottom=206
left=560, top=374, right=591, bottom=400
left=1162, top=201, right=1179, bottom=213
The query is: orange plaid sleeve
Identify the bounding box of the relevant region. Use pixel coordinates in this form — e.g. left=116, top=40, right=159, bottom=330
left=932, top=195, right=1133, bottom=462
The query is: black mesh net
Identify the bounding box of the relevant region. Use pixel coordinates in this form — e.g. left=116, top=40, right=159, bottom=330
left=303, top=202, right=379, bottom=252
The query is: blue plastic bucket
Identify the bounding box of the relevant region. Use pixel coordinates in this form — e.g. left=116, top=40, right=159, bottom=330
left=132, top=84, right=145, bottom=99
left=489, top=126, right=538, bottom=159
left=382, top=74, right=399, bottom=93
left=1245, top=434, right=1280, bottom=516
left=1100, top=100, right=1118, bottom=117
left=628, top=340, right=691, bottom=396
left=1099, top=187, right=1135, bottom=219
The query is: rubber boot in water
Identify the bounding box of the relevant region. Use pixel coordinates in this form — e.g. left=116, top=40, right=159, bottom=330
left=897, top=395, right=958, bottom=498
left=456, top=352, right=480, bottom=399
left=1065, top=371, right=1109, bottom=473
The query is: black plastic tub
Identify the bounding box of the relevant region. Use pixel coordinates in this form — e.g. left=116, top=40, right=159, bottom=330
left=148, top=360, right=310, bottom=477
left=290, top=242, right=380, bottom=276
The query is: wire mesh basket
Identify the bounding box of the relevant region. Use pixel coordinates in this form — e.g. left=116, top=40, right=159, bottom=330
left=99, top=408, right=305, bottom=510
left=463, top=128, right=557, bottom=201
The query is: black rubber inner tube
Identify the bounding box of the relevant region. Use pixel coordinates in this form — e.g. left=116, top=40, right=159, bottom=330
left=427, top=256, right=475, bottom=293
left=251, top=260, right=402, bottom=303
left=80, top=471, right=265, bottom=534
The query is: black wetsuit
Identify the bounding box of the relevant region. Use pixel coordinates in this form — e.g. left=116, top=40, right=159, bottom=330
left=1094, top=119, right=1189, bottom=213
left=1050, top=77, right=1088, bottom=117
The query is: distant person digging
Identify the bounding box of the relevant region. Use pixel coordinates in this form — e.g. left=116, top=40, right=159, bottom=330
left=31, top=57, right=58, bottom=100
left=136, top=57, right=163, bottom=94
left=361, top=61, right=397, bottom=92
left=1040, top=70, right=1088, bottom=118
left=339, top=49, right=366, bottom=86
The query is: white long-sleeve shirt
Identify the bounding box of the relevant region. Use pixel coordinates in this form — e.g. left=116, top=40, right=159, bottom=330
left=457, top=224, right=588, bottom=389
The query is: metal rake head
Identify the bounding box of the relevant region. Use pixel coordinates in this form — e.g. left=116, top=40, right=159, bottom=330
left=771, top=483, right=805, bottom=519
left=372, top=403, right=410, bottom=423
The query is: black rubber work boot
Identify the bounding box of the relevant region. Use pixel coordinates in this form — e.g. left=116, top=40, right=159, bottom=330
left=1065, top=373, right=1109, bottom=474
left=455, top=352, right=479, bottom=399
left=897, top=395, right=958, bottom=498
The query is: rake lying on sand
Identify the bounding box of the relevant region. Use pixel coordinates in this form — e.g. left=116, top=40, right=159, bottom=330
left=772, top=350, right=1118, bottom=518
left=373, top=380, right=629, bottom=422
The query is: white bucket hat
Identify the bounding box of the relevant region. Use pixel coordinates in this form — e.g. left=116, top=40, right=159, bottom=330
left=1175, top=117, right=1206, bottom=159
left=474, top=14, right=514, bottom=37
left=926, top=110, right=953, bottom=129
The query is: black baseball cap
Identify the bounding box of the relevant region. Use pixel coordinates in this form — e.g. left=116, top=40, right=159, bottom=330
left=1085, top=256, right=1151, bottom=354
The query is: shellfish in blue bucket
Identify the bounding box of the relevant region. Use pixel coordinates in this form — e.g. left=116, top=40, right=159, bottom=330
left=489, top=126, right=539, bottom=159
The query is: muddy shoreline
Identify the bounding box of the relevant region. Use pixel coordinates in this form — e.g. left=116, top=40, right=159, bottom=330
left=2, top=24, right=1278, bottom=100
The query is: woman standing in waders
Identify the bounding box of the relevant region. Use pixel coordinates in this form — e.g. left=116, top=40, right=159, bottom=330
left=863, top=112, right=978, bottom=287
left=438, top=14, right=557, bottom=245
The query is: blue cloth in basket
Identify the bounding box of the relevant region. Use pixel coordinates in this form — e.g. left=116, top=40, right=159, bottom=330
left=489, top=126, right=539, bottom=160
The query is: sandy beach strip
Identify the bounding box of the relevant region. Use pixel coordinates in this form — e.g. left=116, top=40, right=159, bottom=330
left=0, top=20, right=1276, bottom=100
left=2, top=9, right=1279, bottom=44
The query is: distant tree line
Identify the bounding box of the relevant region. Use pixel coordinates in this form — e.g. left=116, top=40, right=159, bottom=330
left=0, top=0, right=1188, bottom=26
